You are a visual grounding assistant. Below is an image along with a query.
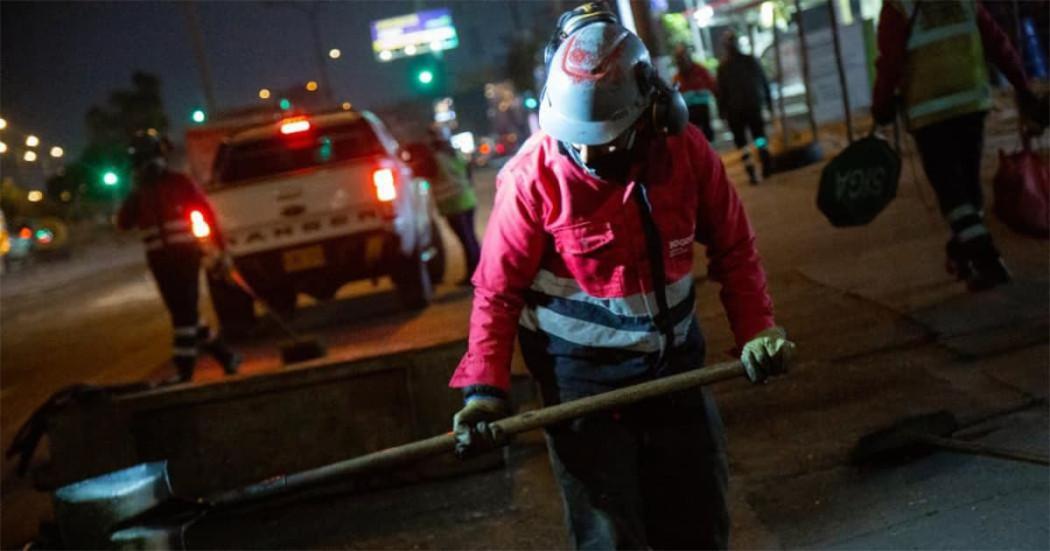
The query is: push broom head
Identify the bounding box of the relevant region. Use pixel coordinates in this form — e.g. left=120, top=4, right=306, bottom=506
left=279, top=338, right=327, bottom=365
left=851, top=410, right=959, bottom=466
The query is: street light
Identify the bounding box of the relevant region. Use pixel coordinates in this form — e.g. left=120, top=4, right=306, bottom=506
left=24, top=150, right=37, bottom=162
left=25, top=135, right=39, bottom=147
left=259, top=88, right=271, bottom=99
left=0, top=141, right=6, bottom=154
left=50, top=146, right=64, bottom=158
left=341, top=102, right=352, bottom=111
left=329, top=48, right=341, bottom=59
left=27, top=190, right=43, bottom=203
left=0, top=118, right=6, bottom=130
left=693, top=5, right=714, bottom=27
left=305, top=81, right=319, bottom=92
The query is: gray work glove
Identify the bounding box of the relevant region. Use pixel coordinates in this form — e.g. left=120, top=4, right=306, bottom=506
left=452, top=393, right=510, bottom=459
left=740, top=326, right=796, bottom=384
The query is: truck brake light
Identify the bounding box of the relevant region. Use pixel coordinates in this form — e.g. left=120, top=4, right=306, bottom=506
left=373, top=168, right=397, bottom=202
left=280, top=117, right=311, bottom=135
left=190, top=210, right=211, bottom=238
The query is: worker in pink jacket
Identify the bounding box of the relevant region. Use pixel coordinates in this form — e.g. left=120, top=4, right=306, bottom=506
left=450, top=3, right=795, bottom=548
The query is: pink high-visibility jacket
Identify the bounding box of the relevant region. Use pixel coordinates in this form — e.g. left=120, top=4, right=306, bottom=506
left=450, top=125, right=775, bottom=392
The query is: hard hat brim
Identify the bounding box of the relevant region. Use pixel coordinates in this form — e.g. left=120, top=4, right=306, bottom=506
left=539, top=97, right=645, bottom=146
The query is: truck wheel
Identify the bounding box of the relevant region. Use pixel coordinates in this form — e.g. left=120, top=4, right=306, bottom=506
left=426, top=222, right=447, bottom=284
left=392, top=250, right=433, bottom=310
left=207, top=275, right=256, bottom=339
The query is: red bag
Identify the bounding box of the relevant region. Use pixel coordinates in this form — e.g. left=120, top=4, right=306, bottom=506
left=993, top=140, right=1050, bottom=238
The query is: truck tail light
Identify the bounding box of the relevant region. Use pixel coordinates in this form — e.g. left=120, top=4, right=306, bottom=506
left=280, top=116, right=311, bottom=135
left=190, top=210, right=211, bottom=238
left=373, top=168, right=397, bottom=202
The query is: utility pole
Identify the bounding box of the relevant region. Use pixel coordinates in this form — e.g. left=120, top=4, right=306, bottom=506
left=793, top=0, right=819, bottom=141
left=181, top=1, right=218, bottom=114
left=683, top=0, right=707, bottom=59
left=827, top=0, right=853, bottom=142
left=266, top=1, right=335, bottom=105
left=772, top=9, right=789, bottom=145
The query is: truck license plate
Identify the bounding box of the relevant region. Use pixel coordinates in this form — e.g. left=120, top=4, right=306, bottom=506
left=282, top=245, right=325, bottom=272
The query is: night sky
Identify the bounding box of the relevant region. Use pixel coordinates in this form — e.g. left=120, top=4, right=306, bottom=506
left=1, top=1, right=555, bottom=158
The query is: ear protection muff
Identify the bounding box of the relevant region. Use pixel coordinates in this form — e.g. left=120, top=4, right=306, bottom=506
left=636, top=62, right=689, bottom=137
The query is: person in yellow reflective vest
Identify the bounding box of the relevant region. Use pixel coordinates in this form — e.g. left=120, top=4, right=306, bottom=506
left=424, top=129, right=481, bottom=285
left=872, top=0, right=1046, bottom=291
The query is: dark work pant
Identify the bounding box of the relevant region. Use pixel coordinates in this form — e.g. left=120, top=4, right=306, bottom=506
left=148, top=247, right=202, bottom=377
left=727, top=109, right=767, bottom=149
left=688, top=105, right=715, bottom=142
left=445, top=209, right=481, bottom=280
left=527, top=321, right=729, bottom=549
left=912, top=112, right=994, bottom=251
left=545, top=390, right=729, bottom=550
left=912, top=111, right=987, bottom=215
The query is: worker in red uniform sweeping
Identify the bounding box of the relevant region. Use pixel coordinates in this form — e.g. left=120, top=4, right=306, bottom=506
left=449, top=3, right=794, bottom=548
left=118, top=130, right=241, bottom=383
left=872, top=0, right=1047, bottom=291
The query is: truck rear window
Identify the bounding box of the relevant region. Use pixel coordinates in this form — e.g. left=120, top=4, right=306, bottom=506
left=212, top=120, right=385, bottom=187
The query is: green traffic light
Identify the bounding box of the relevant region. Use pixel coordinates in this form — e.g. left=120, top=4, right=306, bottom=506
left=524, top=97, right=538, bottom=110
left=102, top=171, right=119, bottom=186
left=279, top=98, right=291, bottom=110
left=417, top=70, right=434, bottom=85
left=191, top=109, right=206, bottom=123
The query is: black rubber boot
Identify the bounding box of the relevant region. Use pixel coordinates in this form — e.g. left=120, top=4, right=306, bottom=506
left=964, top=235, right=1011, bottom=292
left=746, top=164, right=759, bottom=185
left=199, top=325, right=241, bottom=375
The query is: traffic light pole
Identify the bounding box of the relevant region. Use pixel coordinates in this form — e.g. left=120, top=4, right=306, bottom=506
left=181, top=1, right=218, bottom=115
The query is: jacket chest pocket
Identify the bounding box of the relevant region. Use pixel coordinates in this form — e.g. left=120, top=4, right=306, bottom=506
left=551, top=221, right=624, bottom=296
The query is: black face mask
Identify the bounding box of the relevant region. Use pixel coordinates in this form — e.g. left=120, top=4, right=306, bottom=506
left=560, top=127, right=639, bottom=182
left=583, top=147, right=633, bottom=181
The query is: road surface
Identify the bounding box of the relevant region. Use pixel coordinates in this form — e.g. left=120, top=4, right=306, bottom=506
left=3, top=112, right=1048, bottom=547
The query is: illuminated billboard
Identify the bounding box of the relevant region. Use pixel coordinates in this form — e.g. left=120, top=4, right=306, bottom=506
left=371, top=8, right=459, bottom=62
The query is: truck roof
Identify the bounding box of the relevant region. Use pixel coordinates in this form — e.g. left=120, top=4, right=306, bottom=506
left=227, top=111, right=369, bottom=145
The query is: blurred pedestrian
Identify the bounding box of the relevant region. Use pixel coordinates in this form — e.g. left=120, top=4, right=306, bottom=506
left=872, top=0, right=1047, bottom=291
left=717, top=30, right=774, bottom=184
left=117, top=130, right=241, bottom=383
left=415, top=129, right=481, bottom=285
left=449, top=3, right=794, bottom=549
left=673, top=43, right=718, bottom=142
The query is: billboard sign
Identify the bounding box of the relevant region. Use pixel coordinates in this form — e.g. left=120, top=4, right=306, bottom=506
left=371, top=8, right=459, bottom=62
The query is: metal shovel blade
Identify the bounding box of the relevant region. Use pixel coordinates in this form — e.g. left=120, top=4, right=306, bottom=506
left=53, top=461, right=174, bottom=548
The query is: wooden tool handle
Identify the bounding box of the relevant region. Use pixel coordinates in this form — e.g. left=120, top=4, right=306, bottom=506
left=209, top=360, right=747, bottom=508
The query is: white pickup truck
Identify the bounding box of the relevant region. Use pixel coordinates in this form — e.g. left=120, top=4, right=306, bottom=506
left=200, top=110, right=444, bottom=334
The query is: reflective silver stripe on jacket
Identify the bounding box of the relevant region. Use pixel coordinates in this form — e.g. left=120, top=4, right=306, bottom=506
left=518, top=270, right=696, bottom=352
left=528, top=270, right=695, bottom=318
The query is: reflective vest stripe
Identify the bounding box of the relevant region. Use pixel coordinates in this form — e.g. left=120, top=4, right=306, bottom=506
left=907, top=87, right=990, bottom=120
left=907, top=21, right=974, bottom=49
left=144, top=232, right=196, bottom=250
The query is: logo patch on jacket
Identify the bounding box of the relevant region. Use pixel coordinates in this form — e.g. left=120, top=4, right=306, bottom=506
left=669, top=235, right=692, bottom=258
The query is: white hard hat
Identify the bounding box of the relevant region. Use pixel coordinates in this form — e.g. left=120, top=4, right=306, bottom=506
left=539, top=21, right=652, bottom=146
